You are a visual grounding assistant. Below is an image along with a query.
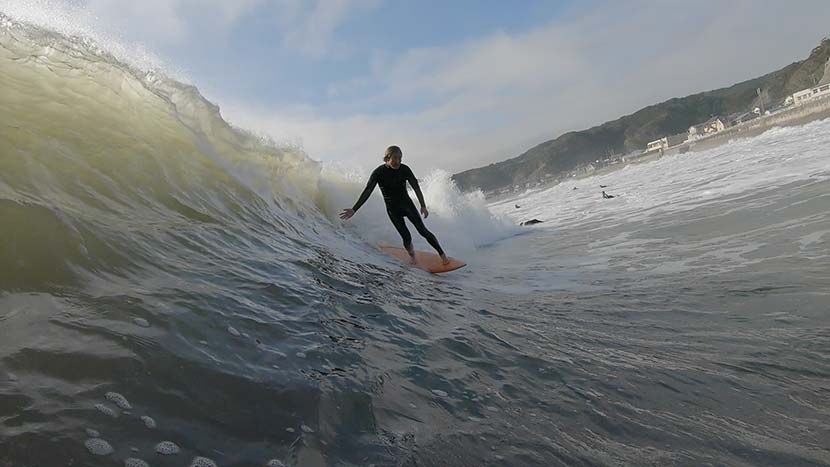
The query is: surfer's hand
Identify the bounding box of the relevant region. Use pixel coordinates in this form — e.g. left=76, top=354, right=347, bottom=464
left=339, top=208, right=355, bottom=220
left=420, top=206, right=429, bottom=218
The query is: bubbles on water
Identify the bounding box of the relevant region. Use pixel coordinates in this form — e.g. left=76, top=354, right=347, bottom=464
left=227, top=326, right=241, bottom=337
left=95, top=403, right=118, bottom=418
left=295, top=352, right=307, bottom=358
left=141, top=415, right=157, bottom=429
left=133, top=317, right=150, bottom=327
left=106, top=391, right=132, bottom=409
left=86, top=428, right=100, bottom=437
left=84, top=438, right=114, bottom=455
left=125, top=458, right=149, bottom=467
left=155, top=441, right=180, bottom=455
left=189, top=456, right=217, bottom=467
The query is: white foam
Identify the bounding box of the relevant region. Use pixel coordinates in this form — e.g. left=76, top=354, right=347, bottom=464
left=141, top=415, right=157, bottom=429
left=491, top=118, right=830, bottom=233
left=125, top=458, right=150, bottom=467
left=155, top=441, right=181, bottom=455
left=85, top=438, right=114, bottom=456
left=95, top=403, right=118, bottom=418
left=0, top=0, right=179, bottom=77
left=85, top=428, right=100, bottom=438
left=189, top=456, right=218, bottom=467
left=106, top=392, right=132, bottom=409
left=266, top=460, right=286, bottom=467
left=133, top=317, right=150, bottom=328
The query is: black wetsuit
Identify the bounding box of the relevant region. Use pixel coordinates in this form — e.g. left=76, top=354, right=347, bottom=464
left=352, top=163, right=444, bottom=255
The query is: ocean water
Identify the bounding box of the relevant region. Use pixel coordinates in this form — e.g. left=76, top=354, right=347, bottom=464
left=2, top=10, right=830, bottom=467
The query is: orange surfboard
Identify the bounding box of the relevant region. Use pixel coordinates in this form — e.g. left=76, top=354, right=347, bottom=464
left=378, top=245, right=466, bottom=274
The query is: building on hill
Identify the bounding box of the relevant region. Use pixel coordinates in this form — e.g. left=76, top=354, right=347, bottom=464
left=645, top=137, right=668, bottom=152
left=793, top=88, right=815, bottom=105
left=688, top=116, right=728, bottom=140
left=644, top=132, right=689, bottom=153
left=791, top=83, right=830, bottom=106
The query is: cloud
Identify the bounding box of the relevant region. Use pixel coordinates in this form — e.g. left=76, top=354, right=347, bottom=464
left=222, top=0, right=830, bottom=174
left=275, top=0, right=380, bottom=58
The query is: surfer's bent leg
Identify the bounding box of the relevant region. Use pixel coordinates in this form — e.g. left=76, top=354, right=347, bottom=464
left=404, top=205, right=445, bottom=256
left=387, top=207, right=413, bottom=253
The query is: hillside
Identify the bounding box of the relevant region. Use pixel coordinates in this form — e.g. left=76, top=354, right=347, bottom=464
left=452, top=37, right=830, bottom=194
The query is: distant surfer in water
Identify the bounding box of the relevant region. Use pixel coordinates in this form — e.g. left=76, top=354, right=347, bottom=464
left=602, top=191, right=615, bottom=199
left=340, top=145, right=449, bottom=265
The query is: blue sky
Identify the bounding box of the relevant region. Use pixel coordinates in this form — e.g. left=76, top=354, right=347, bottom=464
left=4, top=0, right=830, bottom=172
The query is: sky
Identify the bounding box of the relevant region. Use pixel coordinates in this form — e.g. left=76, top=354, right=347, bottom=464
left=3, top=0, right=830, bottom=173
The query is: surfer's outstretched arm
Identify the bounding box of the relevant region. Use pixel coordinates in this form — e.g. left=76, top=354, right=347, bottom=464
left=340, top=172, right=377, bottom=220
left=404, top=166, right=429, bottom=218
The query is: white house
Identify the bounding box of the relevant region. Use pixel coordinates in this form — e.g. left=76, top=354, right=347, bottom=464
left=792, top=83, right=830, bottom=106
left=688, top=116, right=728, bottom=140
left=646, top=137, right=668, bottom=152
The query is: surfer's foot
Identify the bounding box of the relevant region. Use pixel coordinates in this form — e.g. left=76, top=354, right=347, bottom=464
left=440, top=254, right=450, bottom=265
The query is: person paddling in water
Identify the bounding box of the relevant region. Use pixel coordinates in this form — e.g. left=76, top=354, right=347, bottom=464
left=340, top=145, right=450, bottom=265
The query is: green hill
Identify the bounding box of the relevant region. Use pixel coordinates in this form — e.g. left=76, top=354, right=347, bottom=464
left=452, top=37, right=830, bottom=194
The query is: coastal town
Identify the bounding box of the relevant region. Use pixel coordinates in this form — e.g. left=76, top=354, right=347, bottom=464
left=463, top=36, right=830, bottom=198
left=490, top=78, right=830, bottom=197
left=643, top=81, right=830, bottom=154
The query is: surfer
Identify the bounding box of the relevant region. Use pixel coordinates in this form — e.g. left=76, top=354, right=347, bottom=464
left=602, top=191, right=615, bottom=199
left=340, top=145, right=449, bottom=265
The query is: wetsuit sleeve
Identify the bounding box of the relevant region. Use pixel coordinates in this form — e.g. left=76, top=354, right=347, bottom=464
left=405, top=166, right=427, bottom=209
left=352, top=169, right=378, bottom=212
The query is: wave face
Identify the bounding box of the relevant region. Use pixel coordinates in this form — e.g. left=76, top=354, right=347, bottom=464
left=3, top=10, right=830, bottom=467
left=0, top=13, right=515, bottom=466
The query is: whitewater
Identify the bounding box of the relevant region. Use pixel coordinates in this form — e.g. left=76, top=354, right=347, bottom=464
left=1, top=10, right=830, bottom=467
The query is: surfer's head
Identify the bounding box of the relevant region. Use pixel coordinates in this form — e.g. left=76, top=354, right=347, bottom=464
left=384, top=145, right=402, bottom=169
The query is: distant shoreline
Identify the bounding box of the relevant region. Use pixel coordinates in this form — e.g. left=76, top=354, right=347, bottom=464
left=486, top=95, right=830, bottom=200
left=643, top=94, right=830, bottom=161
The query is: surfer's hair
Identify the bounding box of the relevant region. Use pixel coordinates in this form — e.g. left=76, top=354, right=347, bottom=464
left=384, top=145, right=402, bottom=162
